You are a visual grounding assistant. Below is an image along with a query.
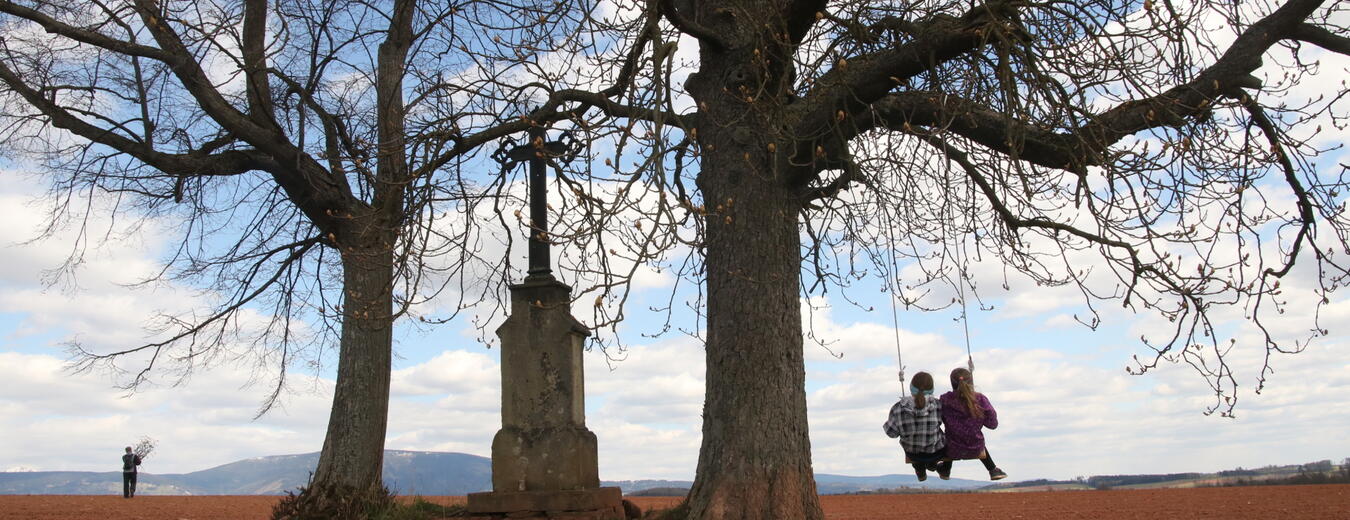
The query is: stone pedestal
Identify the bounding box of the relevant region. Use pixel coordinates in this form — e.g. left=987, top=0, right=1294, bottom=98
left=466, top=488, right=625, bottom=519
left=468, top=276, right=623, bottom=519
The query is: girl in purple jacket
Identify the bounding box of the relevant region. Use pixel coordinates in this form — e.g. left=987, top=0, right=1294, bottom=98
left=939, top=367, right=1007, bottom=480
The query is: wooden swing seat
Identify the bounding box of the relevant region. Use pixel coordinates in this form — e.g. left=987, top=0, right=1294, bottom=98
left=905, top=449, right=987, bottom=464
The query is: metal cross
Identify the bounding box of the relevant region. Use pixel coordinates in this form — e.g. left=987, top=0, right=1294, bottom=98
left=493, top=125, right=580, bottom=282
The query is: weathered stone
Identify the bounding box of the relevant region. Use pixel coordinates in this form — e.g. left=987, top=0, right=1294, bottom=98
left=496, top=278, right=591, bottom=431
left=467, top=487, right=622, bottom=514
left=490, top=277, right=600, bottom=492
left=491, top=425, right=599, bottom=491
left=473, top=275, right=624, bottom=519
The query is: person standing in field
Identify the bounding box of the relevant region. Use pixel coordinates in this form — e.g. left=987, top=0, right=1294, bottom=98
left=940, top=367, right=1007, bottom=480
left=121, top=446, right=141, bottom=498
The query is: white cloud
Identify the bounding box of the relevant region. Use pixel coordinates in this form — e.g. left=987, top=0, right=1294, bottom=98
left=3, top=106, right=1348, bottom=489
left=392, top=350, right=500, bottom=398
left=3, top=232, right=1348, bottom=484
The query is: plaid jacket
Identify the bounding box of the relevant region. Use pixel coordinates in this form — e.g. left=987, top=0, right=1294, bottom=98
left=883, top=396, right=945, bottom=454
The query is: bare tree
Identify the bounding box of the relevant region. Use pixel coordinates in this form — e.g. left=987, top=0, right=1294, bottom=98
left=0, top=0, right=597, bottom=515
left=536, top=0, right=1350, bottom=518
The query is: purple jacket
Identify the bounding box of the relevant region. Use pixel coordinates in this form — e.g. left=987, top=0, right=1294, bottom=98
left=938, top=391, right=998, bottom=459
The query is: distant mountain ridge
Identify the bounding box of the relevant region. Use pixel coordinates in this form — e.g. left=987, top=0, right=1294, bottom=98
left=0, top=450, right=988, bottom=496
left=0, top=450, right=491, bottom=496
left=9, top=451, right=1337, bottom=496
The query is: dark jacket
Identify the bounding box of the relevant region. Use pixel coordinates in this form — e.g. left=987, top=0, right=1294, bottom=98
left=122, top=453, right=141, bottom=473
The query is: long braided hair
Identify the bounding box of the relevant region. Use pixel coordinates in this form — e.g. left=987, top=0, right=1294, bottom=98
left=949, top=367, right=983, bottom=419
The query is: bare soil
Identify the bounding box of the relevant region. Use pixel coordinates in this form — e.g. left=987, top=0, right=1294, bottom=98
left=1, top=484, right=1345, bottom=519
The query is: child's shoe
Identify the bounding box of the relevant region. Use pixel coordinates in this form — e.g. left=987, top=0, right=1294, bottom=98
left=937, top=461, right=952, bottom=480
left=914, top=466, right=928, bottom=482
left=989, top=467, right=1007, bottom=480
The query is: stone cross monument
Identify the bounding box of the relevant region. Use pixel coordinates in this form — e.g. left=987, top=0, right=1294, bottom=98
left=466, top=126, right=624, bottom=520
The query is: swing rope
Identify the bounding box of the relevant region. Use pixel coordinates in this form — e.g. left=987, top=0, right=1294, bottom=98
left=944, top=146, right=975, bottom=375
left=889, top=146, right=982, bottom=390
left=956, top=262, right=975, bottom=374
left=888, top=236, right=906, bottom=387
left=890, top=278, right=905, bottom=386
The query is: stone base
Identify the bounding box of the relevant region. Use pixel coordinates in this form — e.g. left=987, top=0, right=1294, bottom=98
left=491, top=426, right=600, bottom=491
left=466, top=487, right=625, bottom=519
left=464, top=511, right=620, bottom=520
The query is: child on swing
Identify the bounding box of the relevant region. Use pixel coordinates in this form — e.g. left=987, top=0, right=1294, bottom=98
left=883, top=371, right=951, bottom=481
left=940, top=366, right=1007, bottom=480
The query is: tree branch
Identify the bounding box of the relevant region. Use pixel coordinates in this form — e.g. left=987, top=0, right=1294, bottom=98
left=1292, top=23, right=1350, bottom=56
left=130, top=0, right=360, bottom=231
left=795, top=1, right=1013, bottom=132
left=856, top=0, right=1330, bottom=175
left=866, top=92, right=1084, bottom=171
left=130, top=0, right=277, bottom=146
left=603, top=4, right=662, bottom=98
left=553, top=89, right=689, bottom=128
left=1237, top=97, right=1315, bottom=278
left=0, top=1, right=171, bottom=61
left=783, top=0, right=827, bottom=45
left=241, top=0, right=277, bottom=125
left=657, top=0, right=729, bottom=51
left=0, top=60, right=276, bottom=177
left=67, top=237, right=320, bottom=389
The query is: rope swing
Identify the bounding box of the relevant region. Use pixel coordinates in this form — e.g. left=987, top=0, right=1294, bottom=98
left=885, top=228, right=907, bottom=389
left=890, top=150, right=980, bottom=391
left=889, top=267, right=975, bottom=393
left=956, top=261, right=975, bottom=374
left=890, top=273, right=905, bottom=387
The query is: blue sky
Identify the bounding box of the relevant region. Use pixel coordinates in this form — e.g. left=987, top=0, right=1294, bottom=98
left=2, top=155, right=1347, bottom=484
left=1, top=1, right=1348, bottom=487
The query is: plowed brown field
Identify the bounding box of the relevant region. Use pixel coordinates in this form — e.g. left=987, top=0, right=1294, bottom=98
left=1, top=484, right=1346, bottom=519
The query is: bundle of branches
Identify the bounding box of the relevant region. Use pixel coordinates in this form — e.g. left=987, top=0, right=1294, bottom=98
left=132, top=437, right=156, bottom=461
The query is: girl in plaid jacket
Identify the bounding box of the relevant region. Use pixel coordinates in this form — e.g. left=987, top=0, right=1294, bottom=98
left=883, top=371, right=951, bottom=481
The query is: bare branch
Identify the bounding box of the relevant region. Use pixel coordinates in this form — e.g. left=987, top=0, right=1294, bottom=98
left=0, top=1, right=171, bottom=61
left=657, top=0, right=729, bottom=51
left=1292, top=23, right=1350, bottom=56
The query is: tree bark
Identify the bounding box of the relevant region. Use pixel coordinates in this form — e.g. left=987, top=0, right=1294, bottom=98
left=687, top=153, right=822, bottom=519
left=310, top=235, right=395, bottom=493
left=683, top=1, right=824, bottom=508
left=304, top=0, right=411, bottom=501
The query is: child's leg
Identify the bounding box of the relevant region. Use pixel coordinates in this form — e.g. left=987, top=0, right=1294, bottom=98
left=980, top=450, right=1007, bottom=480
left=911, top=461, right=928, bottom=481
left=936, top=459, right=952, bottom=480
left=979, top=451, right=997, bottom=471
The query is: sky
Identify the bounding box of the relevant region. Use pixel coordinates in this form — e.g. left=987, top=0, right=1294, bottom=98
left=2, top=158, right=1347, bottom=484
left=1, top=4, right=1349, bottom=488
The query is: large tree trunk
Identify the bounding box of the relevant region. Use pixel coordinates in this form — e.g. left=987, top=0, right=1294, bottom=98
left=684, top=110, right=824, bottom=520
left=681, top=2, right=825, bottom=517
left=275, top=235, right=396, bottom=519
left=311, top=241, right=394, bottom=491
left=300, top=0, right=410, bottom=509
left=686, top=142, right=822, bottom=519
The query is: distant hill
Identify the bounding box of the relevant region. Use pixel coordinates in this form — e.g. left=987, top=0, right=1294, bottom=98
left=626, top=486, right=691, bottom=497
left=0, top=452, right=989, bottom=496
left=814, top=473, right=986, bottom=493
left=7, top=452, right=1337, bottom=496
left=603, top=479, right=694, bottom=495
left=0, top=450, right=491, bottom=496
